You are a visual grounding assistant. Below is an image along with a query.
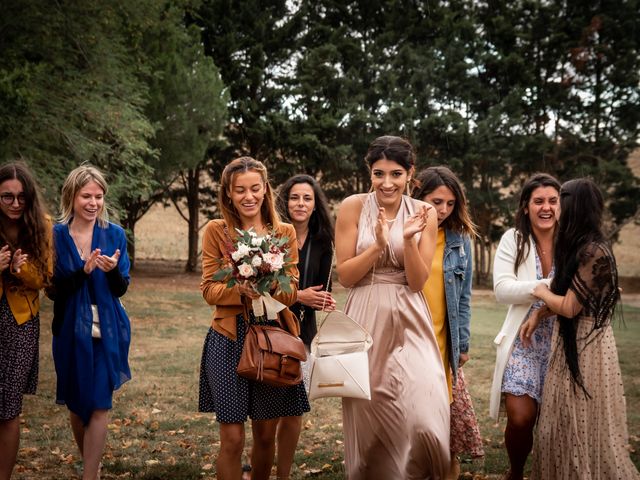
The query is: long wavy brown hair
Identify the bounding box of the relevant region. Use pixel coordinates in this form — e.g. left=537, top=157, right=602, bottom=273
left=0, top=161, right=52, bottom=282
left=411, top=166, right=478, bottom=238
left=217, top=156, right=280, bottom=231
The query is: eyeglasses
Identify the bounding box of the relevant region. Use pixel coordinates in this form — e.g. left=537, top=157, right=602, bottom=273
left=0, top=193, right=26, bottom=206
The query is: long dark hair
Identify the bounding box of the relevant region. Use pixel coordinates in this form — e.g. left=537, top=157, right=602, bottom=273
left=551, top=178, right=618, bottom=395
left=513, top=173, right=561, bottom=274
left=276, top=174, right=334, bottom=244
left=411, top=166, right=478, bottom=238
left=0, top=161, right=52, bottom=281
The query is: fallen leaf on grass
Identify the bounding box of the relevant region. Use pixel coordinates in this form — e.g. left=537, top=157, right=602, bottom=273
left=202, top=464, right=213, bottom=470
left=145, top=459, right=159, bottom=466
left=152, top=408, right=162, bottom=414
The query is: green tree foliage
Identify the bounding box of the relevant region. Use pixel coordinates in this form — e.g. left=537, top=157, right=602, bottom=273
left=133, top=3, right=228, bottom=270
left=0, top=0, right=157, bottom=211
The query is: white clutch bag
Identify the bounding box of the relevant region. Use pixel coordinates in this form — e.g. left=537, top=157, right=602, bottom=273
left=308, top=310, right=373, bottom=400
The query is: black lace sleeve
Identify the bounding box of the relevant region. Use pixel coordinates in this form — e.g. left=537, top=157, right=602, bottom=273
left=568, top=242, right=619, bottom=329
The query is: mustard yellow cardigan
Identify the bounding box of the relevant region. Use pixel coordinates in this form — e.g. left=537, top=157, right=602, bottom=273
left=0, top=226, right=53, bottom=325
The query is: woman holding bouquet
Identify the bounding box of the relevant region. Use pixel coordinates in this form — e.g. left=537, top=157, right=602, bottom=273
left=335, top=136, right=450, bottom=479
left=199, top=157, right=309, bottom=480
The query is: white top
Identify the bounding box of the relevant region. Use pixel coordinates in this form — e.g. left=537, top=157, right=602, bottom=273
left=489, top=228, right=551, bottom=420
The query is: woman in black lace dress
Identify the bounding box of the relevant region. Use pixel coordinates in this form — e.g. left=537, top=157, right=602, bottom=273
left=520, top=178, right=639, bottom=479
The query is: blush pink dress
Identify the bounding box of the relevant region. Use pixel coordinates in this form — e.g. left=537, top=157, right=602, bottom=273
left=342, top=193, right=450, bottom=479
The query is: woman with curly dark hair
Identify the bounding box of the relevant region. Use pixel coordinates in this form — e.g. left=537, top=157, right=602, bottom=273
left=0, top=161, right=53, bottom=479
left=521, top=178, right=639, bottom=479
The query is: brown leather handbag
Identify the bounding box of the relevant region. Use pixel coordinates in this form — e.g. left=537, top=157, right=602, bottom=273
left=237, top=324, right=307, bottom=387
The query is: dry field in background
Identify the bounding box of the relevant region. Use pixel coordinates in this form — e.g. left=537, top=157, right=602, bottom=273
left=135, top=204, right=640, bottom=278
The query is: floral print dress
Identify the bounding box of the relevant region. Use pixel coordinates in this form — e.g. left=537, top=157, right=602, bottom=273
left=501, top=246, right=555, bottom=402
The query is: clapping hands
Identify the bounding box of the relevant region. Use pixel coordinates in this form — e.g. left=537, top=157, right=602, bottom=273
left=1, top=245, right=28, bottom=274
left=84, top=249, right=121, bottom=274
left=403, top=205, right=431, bottom=240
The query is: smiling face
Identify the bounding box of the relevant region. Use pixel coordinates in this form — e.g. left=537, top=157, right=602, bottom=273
left=525, top=185, right=560, bottom=235
left=229, top=170, right=266, bottom=226
left=370, top=158, right=412, bottom=211
left=73, top=180, right=104, bottom=225
left=0, top=179, right=26, bottom=221
left=287, top=182, right=315, bottom=225
left=422, top=185, right=456, bottom=227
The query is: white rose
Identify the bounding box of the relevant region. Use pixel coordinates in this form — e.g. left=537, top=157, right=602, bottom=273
left=263, top=252, right=285, bottom=272
left=251, top=236, right=263, bottom=247
left=251, top=255, right=262, bottom=267
left=231, top=243, right=251, bottom=261
left=237, top=263, right=254, bottom=278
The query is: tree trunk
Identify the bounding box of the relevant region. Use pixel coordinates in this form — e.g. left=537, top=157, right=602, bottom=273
left=185, top=166, right=201, bottom=272
left=121, top=217, right=136, bottom=270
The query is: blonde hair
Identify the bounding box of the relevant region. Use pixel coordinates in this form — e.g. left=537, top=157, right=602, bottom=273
left=218, top=156, right=280, bottom=231
left=59, top=165, right=109, bottom=227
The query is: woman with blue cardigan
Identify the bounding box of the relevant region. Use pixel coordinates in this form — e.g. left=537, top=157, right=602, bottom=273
left=412, top=166, right=484, bottom=479
left=49, top=165, right=131, bottom=480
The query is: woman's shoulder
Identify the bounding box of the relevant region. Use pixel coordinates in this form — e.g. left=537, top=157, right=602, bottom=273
left=337, top=193, right=368, bottom=219
left=274, top=221, right=295, bottom=238
left=340, top=193, right=369, bottom=207
left=406, top=195, right=430, bottom=209
left=579, top=240, right=613, bottom=263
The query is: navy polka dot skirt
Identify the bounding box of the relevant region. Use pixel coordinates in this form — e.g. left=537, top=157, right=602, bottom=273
left=198, top=315, right=310, bottom=423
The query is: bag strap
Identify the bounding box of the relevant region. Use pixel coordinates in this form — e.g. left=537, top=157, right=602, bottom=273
left=297, top=237, right=313, bottom=323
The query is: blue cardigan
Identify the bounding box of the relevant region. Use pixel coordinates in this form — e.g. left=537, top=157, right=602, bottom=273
left=51, top=221, right=131, bottom=424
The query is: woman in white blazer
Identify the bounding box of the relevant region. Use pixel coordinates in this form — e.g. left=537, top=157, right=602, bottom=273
left=489, top=173, right=560, bottom=480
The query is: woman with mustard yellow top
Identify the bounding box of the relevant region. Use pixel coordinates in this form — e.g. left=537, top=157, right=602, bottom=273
left=0, top=162, right=52, bottom=480
left=412, top=166, right=484, bottom=479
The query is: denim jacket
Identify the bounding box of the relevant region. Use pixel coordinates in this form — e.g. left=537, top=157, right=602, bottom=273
left=443, top=229, right=472, bottom=380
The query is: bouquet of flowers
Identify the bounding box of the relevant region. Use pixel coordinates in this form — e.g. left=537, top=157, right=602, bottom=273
left=213, top=227, right=294, bottom=318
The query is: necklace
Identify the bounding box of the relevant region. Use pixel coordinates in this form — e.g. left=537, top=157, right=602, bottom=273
left=69, top=228, right=92, bottom=260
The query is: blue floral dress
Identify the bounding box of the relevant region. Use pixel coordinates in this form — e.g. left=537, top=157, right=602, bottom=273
left=501, top=246, right=555, bottom=403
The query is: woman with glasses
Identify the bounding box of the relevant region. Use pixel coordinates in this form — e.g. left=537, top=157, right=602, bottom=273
left=0, top=162, right=53, bottom=480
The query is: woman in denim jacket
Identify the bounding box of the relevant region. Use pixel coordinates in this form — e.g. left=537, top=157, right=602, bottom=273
left=412, top=166, right=484, bottom=479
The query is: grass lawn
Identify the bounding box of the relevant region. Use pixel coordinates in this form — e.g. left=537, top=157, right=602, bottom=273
left=12, top=272, right=640, bottom=479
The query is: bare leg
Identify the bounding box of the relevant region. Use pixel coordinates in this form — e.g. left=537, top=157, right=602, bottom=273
left=251, top=418, right=279, bottom=480
left=70, top=410, right=109, bottom=480
left=70, top=411, right=86, bottom=457
left=276, top=415, right=302, bottom=479
left=446, top=454, right=461, bottom=480
left=504, top=394, right=538, bottom=480
left=218, top=422, right=245, bottom=480
left=0, top=417, right=20, bottom=480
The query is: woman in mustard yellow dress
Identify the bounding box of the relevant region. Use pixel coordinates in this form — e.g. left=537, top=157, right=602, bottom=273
left=413, top=166, right=484, bottom=479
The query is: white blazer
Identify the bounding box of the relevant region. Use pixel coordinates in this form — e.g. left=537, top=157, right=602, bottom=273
left=489, top=228, right=551, bottom=420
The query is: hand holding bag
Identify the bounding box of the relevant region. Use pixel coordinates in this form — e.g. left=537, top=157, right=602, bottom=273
left=237, top=323, right=307, bottom=387
left=308, top=250, right=374, bottom=400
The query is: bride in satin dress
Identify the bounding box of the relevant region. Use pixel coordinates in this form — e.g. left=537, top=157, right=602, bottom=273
left=335, top=135, right=450, bottom=479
